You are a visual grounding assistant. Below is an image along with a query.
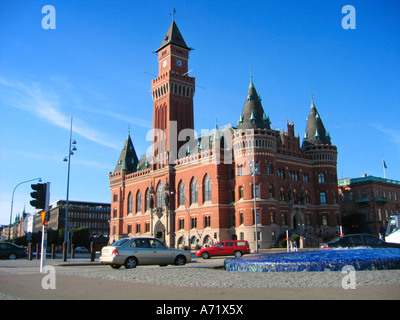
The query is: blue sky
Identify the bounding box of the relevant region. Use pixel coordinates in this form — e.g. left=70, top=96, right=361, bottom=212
left=0, top=0, right=399, bottom=225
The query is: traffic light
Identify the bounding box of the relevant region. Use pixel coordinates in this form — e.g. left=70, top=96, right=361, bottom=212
left=30, top=183, right=47, bottom=210
left=156, top=231, right=163, bottom=239
left=41, top=211, right=50, bottom=226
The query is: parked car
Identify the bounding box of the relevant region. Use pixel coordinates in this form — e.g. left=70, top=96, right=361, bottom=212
left=320, top=234, right=400, bottom=249
left=74, top=246, right=89, bottom=253
left=99, top=237, right=191, bottom=269
left=0, top=242, right=27, bottom=260
left=195, top=240, right=250, bottom=259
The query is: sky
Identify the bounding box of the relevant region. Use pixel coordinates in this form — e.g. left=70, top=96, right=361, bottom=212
left=0, top=0, right=399, bottom=225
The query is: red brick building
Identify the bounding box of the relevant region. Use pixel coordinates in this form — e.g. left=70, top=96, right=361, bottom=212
left=338, top=175, right=400, bottom=235
left=109, top=20, right=340, bottom=250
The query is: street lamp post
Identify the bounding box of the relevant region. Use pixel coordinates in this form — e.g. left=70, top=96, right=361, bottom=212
left=250, top=154, right=259, bottom=254
left=170, top=190, right=191, bottom=252
left=63, top=116, right=77, bottom=256
left=9, top=177, right=42, bottom=241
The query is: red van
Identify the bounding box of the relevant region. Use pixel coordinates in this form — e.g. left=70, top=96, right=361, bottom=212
left=195, top=240, right=250, bottom=259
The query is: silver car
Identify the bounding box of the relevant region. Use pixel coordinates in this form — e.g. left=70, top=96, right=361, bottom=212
left=99, top=237, right=191, bottom=269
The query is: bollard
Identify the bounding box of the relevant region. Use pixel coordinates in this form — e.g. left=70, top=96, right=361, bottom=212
left=63, top=242, right=67, bottom=262
left=28, top=243, right=33, bottom=260
left=51, top=244, right=55, bottom=259
left=36, top=243, right=40, bottom=260
left=71, top=244, right=75, bottom=259
left=90, top=242, right=95, bottom=262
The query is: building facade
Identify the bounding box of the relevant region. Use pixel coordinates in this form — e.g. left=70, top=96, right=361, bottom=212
left=339, top=175, right=400, bottom=235
left=109, top=20, right=340, bottom=250
left=34, top=200, right=111, bottom=237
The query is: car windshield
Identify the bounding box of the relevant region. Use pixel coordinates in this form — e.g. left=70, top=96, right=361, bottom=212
left=386, top=216, right=399, bottom=236
left=328, top=237, right=342, bottom=244
left=111, top=239, right=130, bottom=246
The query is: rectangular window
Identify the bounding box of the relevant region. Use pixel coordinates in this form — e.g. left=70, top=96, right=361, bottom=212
left=320, top=192, right=327, bottom=204
left=239, top=186, right=244, bottom=199
left=204, top=216, right=211, bottom=227
left=252, top=184, right=259, bottom=198
left=191, top=217, right=197, bottom=229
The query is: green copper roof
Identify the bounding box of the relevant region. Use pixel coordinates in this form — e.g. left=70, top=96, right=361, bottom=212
left=237, top=76, right=271, bottom=130
left=302, top=98, right=331, bottom=147
left=155, top=20, right=191, bottom=52
left=113, top=134, right=139, bottom=174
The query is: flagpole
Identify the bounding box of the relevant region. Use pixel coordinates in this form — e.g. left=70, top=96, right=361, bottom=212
left=383, top=159, right=387, bottom=179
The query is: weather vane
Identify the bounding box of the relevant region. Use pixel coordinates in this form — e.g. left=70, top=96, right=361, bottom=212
left=170, top=8, right=176, bottom=21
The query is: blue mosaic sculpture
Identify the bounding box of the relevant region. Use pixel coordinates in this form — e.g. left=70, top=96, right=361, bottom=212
left=224, top=248, right=400, bottom=272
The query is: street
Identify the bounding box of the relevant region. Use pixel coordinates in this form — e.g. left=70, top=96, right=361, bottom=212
left=1, top=254, right=400, bottom=300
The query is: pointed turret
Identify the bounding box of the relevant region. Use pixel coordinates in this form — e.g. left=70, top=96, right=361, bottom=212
left=155, top=20, right=191, bottom=53
left=302, top=98, right=332, bottom=147
left=237, top=76, right=271, bottom=130
left=113, top=134, right=139, bottom=174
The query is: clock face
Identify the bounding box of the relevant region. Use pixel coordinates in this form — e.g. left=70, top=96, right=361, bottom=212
left=176, top=59, right=182, bottom=67
left=162, top=60, right=167, bottom=68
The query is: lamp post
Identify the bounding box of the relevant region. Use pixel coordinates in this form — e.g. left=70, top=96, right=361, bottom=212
left=171, top=190, right=191, bottom=252
left=250, top=155, right=259, bottom=253
left=9, top=177, right=42, bottom=241
left=63, top=116, right=77, bottom=255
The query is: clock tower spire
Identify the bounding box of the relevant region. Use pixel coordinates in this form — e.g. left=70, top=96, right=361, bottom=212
left=151, top=19, right=195, bottom=166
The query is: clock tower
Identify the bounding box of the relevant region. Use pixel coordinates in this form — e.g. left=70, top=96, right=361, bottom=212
left=151, top=20, right=195, bottom=166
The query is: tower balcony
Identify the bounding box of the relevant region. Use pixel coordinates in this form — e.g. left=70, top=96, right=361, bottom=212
left=355, top=197, right=370, bottom=203
left=375, top=197, right=387, bottom=203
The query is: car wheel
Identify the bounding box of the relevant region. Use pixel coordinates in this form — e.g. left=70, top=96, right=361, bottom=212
left=124, top=257, right=138, bottom=269
left=202, top=252, right=210, bottom=259
left=174, top=255, right=186, bottom=266
left=111, top=264, right=121, bottom=269
left=8, top=253, right=17, bottom=260
left=234, top=251, right=242, bottom=258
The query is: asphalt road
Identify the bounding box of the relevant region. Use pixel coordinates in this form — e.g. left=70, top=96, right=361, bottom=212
left=1, top=271, right=400, bottom=300
left=1, top=256, right=400, bottom=300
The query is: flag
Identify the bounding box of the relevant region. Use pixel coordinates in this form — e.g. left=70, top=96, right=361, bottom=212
left=383, top=159, right=387, bottom=169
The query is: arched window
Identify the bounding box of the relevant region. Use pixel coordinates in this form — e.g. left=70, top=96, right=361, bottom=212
left=178, top=181, right=185, bottom=206
left=145, top=188, right=151, bottom=211
left=190, top=178, right=198, bottom=204
left=156, top=183, right=164, bottom=208
left=204, top=175, right=211, bottom=202
left=128, top=192, right=133, bottom=214
left=136, top=191, right=142, bottom=213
